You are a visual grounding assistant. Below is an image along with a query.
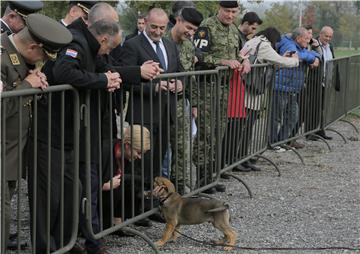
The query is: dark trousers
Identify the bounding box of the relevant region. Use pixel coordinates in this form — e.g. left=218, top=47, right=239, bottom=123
left=79, top=163, right=101, bottom=253
left=28, top=140, right=78, bottom=254
left=222, top=118, right=245, bottom=167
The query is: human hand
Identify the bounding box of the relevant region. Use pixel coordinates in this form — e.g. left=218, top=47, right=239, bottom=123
left=155, top=80, right=169, bottom=93
left=168, top=79, right=183, bottom=93
left=105, top=71, right=122, bottom=92
left=26, top=69, right=48, bottom=90
left=103, top=174, right=122, bottom=191
left=239, top=59, right=251, bottom=74
left=192, top=107, right=198, bottom=119
left=141, top=60, right=164, bottom=80
left=310, top=58, right=320, bottom=68
left=220, top=59, right=242, bottom=69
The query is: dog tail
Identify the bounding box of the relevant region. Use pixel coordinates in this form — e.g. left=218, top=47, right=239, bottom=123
left=206, top=203, right=229, bottom=213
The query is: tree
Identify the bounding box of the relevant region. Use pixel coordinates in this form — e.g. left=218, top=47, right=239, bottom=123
left=261, top=3, right=296, bottom=34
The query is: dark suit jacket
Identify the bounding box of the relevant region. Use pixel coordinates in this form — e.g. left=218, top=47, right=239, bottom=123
left=118, top=33, right=181, bottom=126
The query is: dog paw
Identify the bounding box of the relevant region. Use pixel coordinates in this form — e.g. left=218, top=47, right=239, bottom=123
left=211, top=238, right=225, bottom=245
left=155, top=240, right=165, bottom=248
left=224, top=246, right=234, bottom=251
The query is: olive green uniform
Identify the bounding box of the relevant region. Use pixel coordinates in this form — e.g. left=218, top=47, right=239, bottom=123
left=194, top=16, right=241, bottom=185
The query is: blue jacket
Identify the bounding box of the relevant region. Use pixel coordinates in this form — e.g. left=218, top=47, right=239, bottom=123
left=275, top=35, right=320, bottom=93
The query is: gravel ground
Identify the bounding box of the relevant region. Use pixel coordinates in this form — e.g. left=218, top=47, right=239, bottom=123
left=10, top=117, right=360, bottom=254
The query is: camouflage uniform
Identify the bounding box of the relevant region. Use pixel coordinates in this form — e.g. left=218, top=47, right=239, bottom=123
left=165, top=30, right=195, bottom=193
left=194, top=15, right=241, bottom=185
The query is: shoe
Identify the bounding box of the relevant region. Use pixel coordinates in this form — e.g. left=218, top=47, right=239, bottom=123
left=111, top=229, right=135, bottom=237
left=288, top=141, right=305, bottom=149
left=215, top=184, right=226, bottom=192
left=248, top=157, right=258, bottom=164
left=6, top=239, right=27, bottom=251
left=316, top=130, right=333, bottom=140
left=69, top=242, right=86, bottom=254
left=149, top=212, right=166, bottom=223
left=273, top=146, right=286, bottom=153
left=306, top=135, right=319, bottom=141
left=202, top=187, right=216, bottom=194
left=232, top=163, right=251, bottom=172
left=220, top=173, right=231, bottom=179
left=133, top=218, right=152, bottom=227
left=244, top=162, right=261, bottom=171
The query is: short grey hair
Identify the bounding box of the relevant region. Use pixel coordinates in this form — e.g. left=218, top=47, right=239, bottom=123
left=88, top=2, right=118, bottom=25
left=88, top=19, right=120, bottom=37
left=291, top=27, right=308, bottom=40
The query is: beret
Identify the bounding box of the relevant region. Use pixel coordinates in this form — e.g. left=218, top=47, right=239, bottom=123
left=26, top=14, right=72, bottom=54
left=181, top=7, right=203, bottom=27
left=171, top=1, right=195, bottom=15
left=219, top=1, right=239, bottom=8
left=8, top=1, right=43, bottom=17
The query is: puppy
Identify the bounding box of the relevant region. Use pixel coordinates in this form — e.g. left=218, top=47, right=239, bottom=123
left=152, top=176, right=237, bottom=251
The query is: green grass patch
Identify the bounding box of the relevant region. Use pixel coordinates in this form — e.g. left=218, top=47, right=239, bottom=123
left=335, top=49, right=360, bottom=57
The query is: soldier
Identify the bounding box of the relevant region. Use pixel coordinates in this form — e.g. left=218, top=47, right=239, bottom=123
left=1, top=13, right=72, bottom=252
left=1, top=0, right=43, bottom=34
left=193, top=1, right=250, bottom=194
left=61, top=1, right=97, bottom=27
left=165, top=7, right=203, bottom=194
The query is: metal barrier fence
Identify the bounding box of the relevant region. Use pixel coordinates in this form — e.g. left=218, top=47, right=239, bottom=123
left=1, top=55, right=359, bottom=253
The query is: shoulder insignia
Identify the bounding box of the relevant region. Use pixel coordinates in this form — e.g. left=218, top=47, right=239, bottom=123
left=65, top=49, right=78, bottom=58
left=193, top=27, right=211, bottom=52
left=9, top=53, right=20, bottom=65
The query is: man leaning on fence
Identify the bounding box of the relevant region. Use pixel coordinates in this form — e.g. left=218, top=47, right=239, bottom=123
left=1, top=13, right=72, bottom=253
left=193, top=0, right=250, bottom=194
left=271, top=27, right=320, bottom=145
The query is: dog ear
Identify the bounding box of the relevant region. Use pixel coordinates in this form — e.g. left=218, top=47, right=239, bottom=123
left=166, top=180, right=176, bottom=193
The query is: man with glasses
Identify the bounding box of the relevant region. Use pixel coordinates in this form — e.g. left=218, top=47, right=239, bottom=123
left=1, top=13, right=72, bottom=253
left=1, top=0, right=43, bottom=35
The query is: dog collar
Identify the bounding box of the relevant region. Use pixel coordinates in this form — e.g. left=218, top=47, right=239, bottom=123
left=159, top=192, right=173, bottom=205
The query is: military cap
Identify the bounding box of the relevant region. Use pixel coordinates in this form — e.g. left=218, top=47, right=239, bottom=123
left=180, top=7, right=203, bottom=27
left=69, top=1, right=97, bottom=14
left=219, top=1, right=239, bottom=8
left=8, top=1, right=43, bottom=18
left=26, top=13, right=72, bottom=54
left=171, top=1, right=195, bottom=15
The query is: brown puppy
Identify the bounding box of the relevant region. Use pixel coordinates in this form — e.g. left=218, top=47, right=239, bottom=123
left=152, top=177, right=237, bottom=251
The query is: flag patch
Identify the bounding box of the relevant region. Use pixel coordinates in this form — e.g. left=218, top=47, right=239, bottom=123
left=65, top=49, right=78, bottom=58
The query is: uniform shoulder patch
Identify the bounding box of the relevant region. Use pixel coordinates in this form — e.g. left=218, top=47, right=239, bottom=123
left=193, top=27, right=211, bottom=52
left=9, top=53, right=20, bottom=65
left=65, top=49, right=78, bottom=58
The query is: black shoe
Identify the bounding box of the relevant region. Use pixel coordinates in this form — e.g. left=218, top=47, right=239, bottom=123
left=246, top=162, right=261, bottom=171
left=149, top=212, right=166, bottom=223
left=220, top=173, right=231, bottom=179
left=111, top=229, right=135, bottom=237
left=233, top=163, right=251, bottom=172
left=215, top=184, right=226, bottom=192
left=319, top=134, right=333, bottom=140
left=306, top=135, right=319, bottom=141
left=69, top=242, right=86, bottom=254
left=316, top=130, right=333, bottom=140
left=7, top=239, right=28, bottom=251
left=202, top=187, right=216, bottom=194
left=133, top=218, right=152, bottom=227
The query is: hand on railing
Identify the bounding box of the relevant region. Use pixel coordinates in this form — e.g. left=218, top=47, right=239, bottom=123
left=240, top=59, right=251, bottom=75
left=219, top=59, right=242, bottom=70
left=26, top=69, right=48, bottom=90
left=168, top=79, right=183, bottom=93
left=192, top=107, right=198, bottom=119
left=102, top=174, right=122, bottom=191
left=141, top=60, right=164, bottom=80
left=310, top=58, right=320, bottom=68
left=105, top=71, right=122, bottom=92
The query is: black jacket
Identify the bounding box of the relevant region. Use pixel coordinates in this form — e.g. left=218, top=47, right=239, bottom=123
left=40, top=18, right=140, bottom=163
left=118, top=33, right=181, bottom=126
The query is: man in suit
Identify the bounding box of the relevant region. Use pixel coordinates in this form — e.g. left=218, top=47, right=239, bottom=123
left=1, top=13, right=72, bottom=253
left=1, top=0, right=43, bottom=34
left=118, top=7, right=182, bottom=193
left=125, top=14, right=145, bottom=41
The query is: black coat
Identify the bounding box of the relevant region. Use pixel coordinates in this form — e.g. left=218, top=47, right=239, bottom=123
left=118, top=33, right=181, bottom=126
left=1, top=19, right=12, bottom=35
left=42, top=18, right=141, bottom=163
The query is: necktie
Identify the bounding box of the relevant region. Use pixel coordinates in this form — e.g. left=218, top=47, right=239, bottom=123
left=154, top=41, right=166, bottom=71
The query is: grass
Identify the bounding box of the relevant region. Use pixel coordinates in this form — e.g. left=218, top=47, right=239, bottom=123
left=334, top=49, right=360, bottom=58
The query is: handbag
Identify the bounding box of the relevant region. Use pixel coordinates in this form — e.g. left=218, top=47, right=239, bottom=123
left=244, top=41, right=273, bottom=95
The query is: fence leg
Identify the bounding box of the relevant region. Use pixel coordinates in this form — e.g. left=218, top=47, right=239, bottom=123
left=308, top=134, right=332, bottom=151
left=339, top=119, right=359, bottom=134
left=255, top=154, right=281, bottom=177
left=120, top=227, right=160, bottom=254
left=326, top=128, right=347, bottom=144
left=281, top=144, right=305, bottom=166
left=224, top=173, right=253, bottom=198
